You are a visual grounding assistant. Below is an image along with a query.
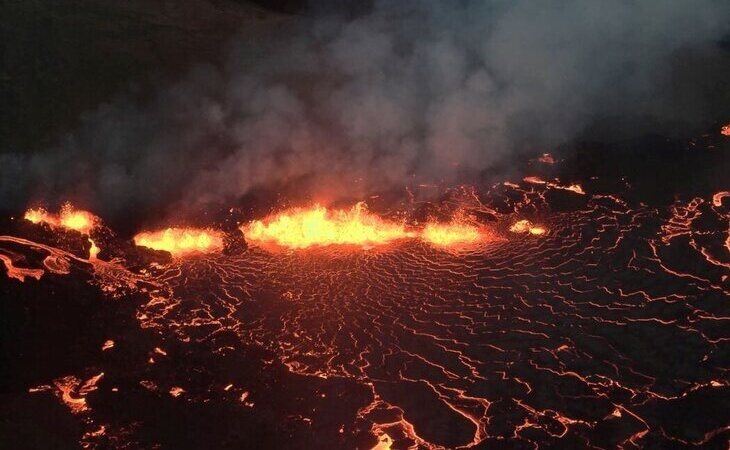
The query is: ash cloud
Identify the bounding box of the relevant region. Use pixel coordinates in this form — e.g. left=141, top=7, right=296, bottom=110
left=2, top=0, right=729, bottom=220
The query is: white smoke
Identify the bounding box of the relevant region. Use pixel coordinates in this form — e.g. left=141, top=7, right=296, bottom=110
left=2, top=0, right=729, bottom=219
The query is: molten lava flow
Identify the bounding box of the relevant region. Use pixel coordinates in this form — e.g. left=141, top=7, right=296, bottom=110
left=371, top=433, right=394, bottom=450
left=88, top=239, right=100, bottom=260
left=523, top=176, right=547, bottom=185
left=510, top=219, right=547, bottom=235
left=243, top=203, right=413, bottom=249
left=712, top=191, right=729, bottom=207
left=522, top=177, right=585, bottom=195
left=51, top=372, right=104, bottom=415
left=421, top=221, right=483, bottom=247
left=0, top=254, right=44, bottom=282
left=562, top=184, right=586, bottom=195
left=24, top=204, right=102, bottom=259
left=133, top=228, right=224, bottom=257
left=24, top=203, right=99, bottom=234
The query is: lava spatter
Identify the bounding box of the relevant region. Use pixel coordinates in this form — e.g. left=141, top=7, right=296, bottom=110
left=24, top=203, right=99, bottom=235
left=133, top=227, right=224, bottom=256
left=522, top=176, right=586, bottom=195
left=23, top=203, right=104, bottom=260
left=242, top=203, right=414, bottom=249
left=243, top=203, right=494, bottom=250
left=131, top=189, right=728, bottom=448
left=420, top=220, right=486, bottom=247
left=509, top=219, right=547, bottom=235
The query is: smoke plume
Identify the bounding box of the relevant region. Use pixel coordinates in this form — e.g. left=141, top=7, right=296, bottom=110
left=2, top=0, right=729, bottom=221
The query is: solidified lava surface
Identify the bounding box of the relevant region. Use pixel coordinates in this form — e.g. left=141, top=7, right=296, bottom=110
left=1, top=148, right=730, bottom=449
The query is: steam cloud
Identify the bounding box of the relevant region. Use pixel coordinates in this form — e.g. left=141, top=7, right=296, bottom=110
left=2, top=0, right=729, bottom=221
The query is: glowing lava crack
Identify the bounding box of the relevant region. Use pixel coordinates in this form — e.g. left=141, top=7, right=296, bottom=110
left=3, top=181, right=729, bottom=450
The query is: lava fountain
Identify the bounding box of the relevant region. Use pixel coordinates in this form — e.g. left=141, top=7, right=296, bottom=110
left=509, top=219, right=547, bottom=235
left=242, top=203, right=415, bottom=249
left=4, top=178, right=729, bottom=449
left=420, top=220, right=484, bottom=247
left=133, top=228, right=224, bottom=257
left=24, top=203, right=102, bottom=259
left=24, top=203, right=99, bottom=235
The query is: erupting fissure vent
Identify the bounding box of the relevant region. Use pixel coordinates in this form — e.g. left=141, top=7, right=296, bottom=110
left=133, top=228, right=224, bottom=257
left=23, top=203, right=102, bottom=259
left=242, top=203, right=414, bottom=249
left=24, top=203, right=99, bottom=235
left=3, top=177, right=729, bottom=450
left=242, top=203, right=493, bottom=250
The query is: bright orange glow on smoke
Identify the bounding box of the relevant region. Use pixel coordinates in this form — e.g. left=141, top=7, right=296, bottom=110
left=133, top=228, right=224, bottom=256
left=24, top=203, right=99, bottom=234
left=243, top=203, right=414, bottom=249
left=421, top=221, right=483, bottom=246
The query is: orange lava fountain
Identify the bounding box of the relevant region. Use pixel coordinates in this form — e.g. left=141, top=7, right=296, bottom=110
left=510, top=219, right=547, bottom=235
left=242, top=203, right=495, bottom=250
left=133, top=228, right=224, bottom=257
left=24, top=204, right=102, bottom=259
left=24, top=204, right=99, bottom=234
left=421, top=221, right=483, bottom=246
left=242, top=203, right=414, bottom=249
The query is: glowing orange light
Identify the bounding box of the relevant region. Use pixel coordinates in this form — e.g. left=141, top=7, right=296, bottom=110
left=421, top=221, right=483, bottom=247
left=133, top=228, right=224, bottom=256
left=371, top=433, right=394, bottom=450
left=169, top=386, right=185, bottom=397
left=523, top=176, right=547, bottom=185
left=52, top=372, right=103, bottom=415
left=721, top=123, right=730, bottom=136
left=242, top=203, right=414, bottom=249
left=24, top=203, right=99, bottom=235
left=562, top=184, right=586, bottom=195
left=0, top=254, right=44, bottom=282
left=522, top=177, right=585, bottom=195
left=88, top=239, right=100, bottom=259
left=538, top=153, right=556, bottom=164
left=54, top=377, right=89, bottom=414
left=23, top=209, right=49, bottom=225
left=712, top=191, right=729, bottom=207
left=510, top=219, right=547, bottom=235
